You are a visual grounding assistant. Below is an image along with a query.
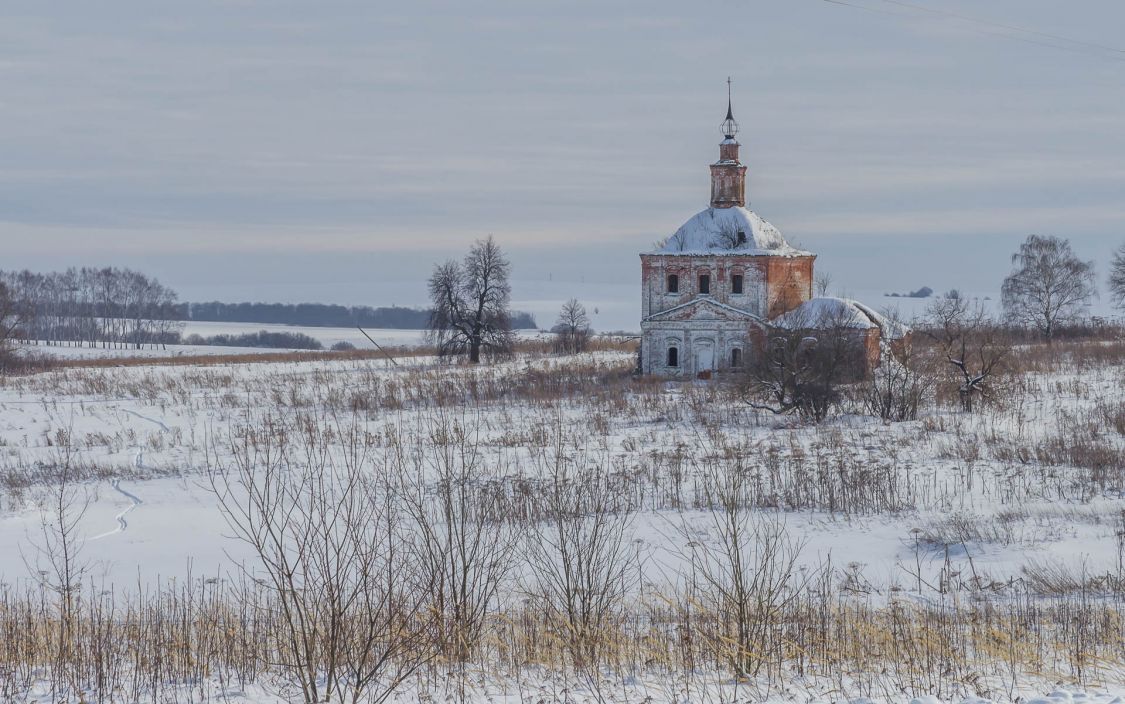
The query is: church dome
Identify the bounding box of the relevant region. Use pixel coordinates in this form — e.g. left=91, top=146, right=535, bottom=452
left=653, top=206, right=808, bottom=256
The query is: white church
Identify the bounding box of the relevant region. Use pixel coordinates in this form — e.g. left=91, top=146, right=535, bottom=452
left=639, top=88, right=904, bottom=377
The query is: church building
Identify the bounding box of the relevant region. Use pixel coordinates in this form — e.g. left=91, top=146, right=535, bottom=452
left=639, top=90, right=816, bottom=376
left=639, top=87, right=906, bottom=377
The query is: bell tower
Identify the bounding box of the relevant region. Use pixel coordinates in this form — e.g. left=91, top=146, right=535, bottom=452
left=710, top=78, right=747, bottom=209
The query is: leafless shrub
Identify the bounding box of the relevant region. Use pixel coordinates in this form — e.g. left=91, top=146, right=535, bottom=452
left=209, top=409, right=434, bottom=703
left=398, top=411, right=517, bottom=664
left=19, top=428, right=92, bottom=702
left=865, top=333, right=934, bottom=421
left=746, top=306, right=868, bottom=422
left=923, top=296, right=1010, bottom=411
left=551, top=298, right=592, bottom=354
left=524, top=422, right=637, bottom=669
left=682, top=464, right=811, bottom=681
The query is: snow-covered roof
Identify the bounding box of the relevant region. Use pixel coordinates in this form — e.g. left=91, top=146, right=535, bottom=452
left=771, top=297, right=909, bottom=339
left=651, top=206, right=811, bottom=257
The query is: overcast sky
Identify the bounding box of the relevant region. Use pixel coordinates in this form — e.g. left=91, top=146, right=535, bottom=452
left=3, top=0, right=1123, bottom=326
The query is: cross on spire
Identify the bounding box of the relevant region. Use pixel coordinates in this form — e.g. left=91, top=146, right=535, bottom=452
left=720, top=77, right=739, bottom=139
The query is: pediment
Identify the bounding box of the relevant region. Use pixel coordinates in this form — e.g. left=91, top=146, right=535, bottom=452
left=645, top=297, right=761, bottom=324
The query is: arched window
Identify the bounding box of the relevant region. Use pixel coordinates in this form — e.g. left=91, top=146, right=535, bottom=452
left=698, top=273, right=711, bottom=295
left=731, top=273, right=744, bottom=295
left=730, top=348, right=742, bottom=367
left=667, top=346, right=679, bottom=367
left=666, top=274, right=679, bottom=293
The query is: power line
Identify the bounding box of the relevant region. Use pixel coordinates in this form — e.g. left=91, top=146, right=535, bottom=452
left=877, top=0, right=1125, bottom=56
left=820, top=0, right=907, bottom=18
left=821, top=0, right=1125, bottom=63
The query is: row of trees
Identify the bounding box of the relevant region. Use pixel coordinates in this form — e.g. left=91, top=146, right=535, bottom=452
left=185, top=301, right=537, bottom=330
left=0, top=268, right=184, bottom=350
left=0, top=254, right=548, bottom=363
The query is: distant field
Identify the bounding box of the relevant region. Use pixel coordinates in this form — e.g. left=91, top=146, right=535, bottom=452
left=20, top=323, right=553, bottom=360
left=180, top=320, right=430, bottom=348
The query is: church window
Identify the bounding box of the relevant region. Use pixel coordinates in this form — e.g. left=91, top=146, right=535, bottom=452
left=699, top=274, right=710, bottom=295
left=731, top=273, right=744, bottom=294
left=731, top=348, right=742, bottom=367
left=667, top=346, right=679, bottom=367
left=737, top=230, right=747, bottom=246
left=667, top=274, right=679, bottom=293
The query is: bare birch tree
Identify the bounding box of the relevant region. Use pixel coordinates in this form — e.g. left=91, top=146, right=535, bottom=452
left=1001, top=234, right=1096, bottom=341
left=0, top=283, right=27, bottom=370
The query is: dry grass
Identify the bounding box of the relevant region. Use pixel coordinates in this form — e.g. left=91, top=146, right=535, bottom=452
left=2, top=570, right=1123, bottom=702
left=0, top=331, right=1123, bottom=700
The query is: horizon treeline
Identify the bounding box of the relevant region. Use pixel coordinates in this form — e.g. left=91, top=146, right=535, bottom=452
left=180, top=301, right=538, bottom=330
left=1, top=268, right=183, bottom=349
left=1, top=267, right=539, bottom=351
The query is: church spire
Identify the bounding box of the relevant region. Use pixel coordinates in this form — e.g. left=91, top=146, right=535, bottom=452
left=711, top=78, right=747, bottom=208
left=720, top=76, right=739, bottom=139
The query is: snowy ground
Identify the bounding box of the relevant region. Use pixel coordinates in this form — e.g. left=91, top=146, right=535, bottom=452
left=0, top=348, right=1121, bottom=593
left=1, top=342, right=1123, bottom=701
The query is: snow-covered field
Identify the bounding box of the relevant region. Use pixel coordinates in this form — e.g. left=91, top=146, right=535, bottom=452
left=19, top=324, right=553, bottom=360
left=0, top=340, right=1123, bottom=702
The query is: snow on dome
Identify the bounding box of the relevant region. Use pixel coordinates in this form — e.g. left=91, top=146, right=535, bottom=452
left=772, top=297, right=909, bottom=339
left=653, top=206, right=808, bottom=256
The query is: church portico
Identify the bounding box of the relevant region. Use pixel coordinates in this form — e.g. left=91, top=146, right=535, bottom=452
left=641, top=296, right=764, bottom=377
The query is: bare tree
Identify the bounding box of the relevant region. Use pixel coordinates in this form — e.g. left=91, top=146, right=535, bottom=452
left=711, top=220, right=747, bottom=250
left=924, top=297, right=1010, bottom=412
left=746, top=305, right=867, bottom=423
left=551, top=298, right=591, bottom=354
left=428, top=236, right=514, bottom=363
left=525, top=425, right=636, bottom=669
left=681, top=465, right=809, bottom=682
left=209, top=410, right=433, bottom=704
left=20, top=426, right=92, bottom=702
left=865, top=343, right=933, bottom=422
left=814, top=271, right=832, bottom=297
left=398, top=412, right=517, bottom=664
left=0, top=283, right=27, bottom=370
left=865, top=312, right=932, bottom=422
left=1110, top=242, right=1125, bottom=310
left=1001, top=234, right=1096, bottom=341
left=0, top=267, right=184, bottom=350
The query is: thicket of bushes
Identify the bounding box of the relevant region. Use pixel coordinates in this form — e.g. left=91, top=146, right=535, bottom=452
left=182, top=329, right=324, bottom=350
